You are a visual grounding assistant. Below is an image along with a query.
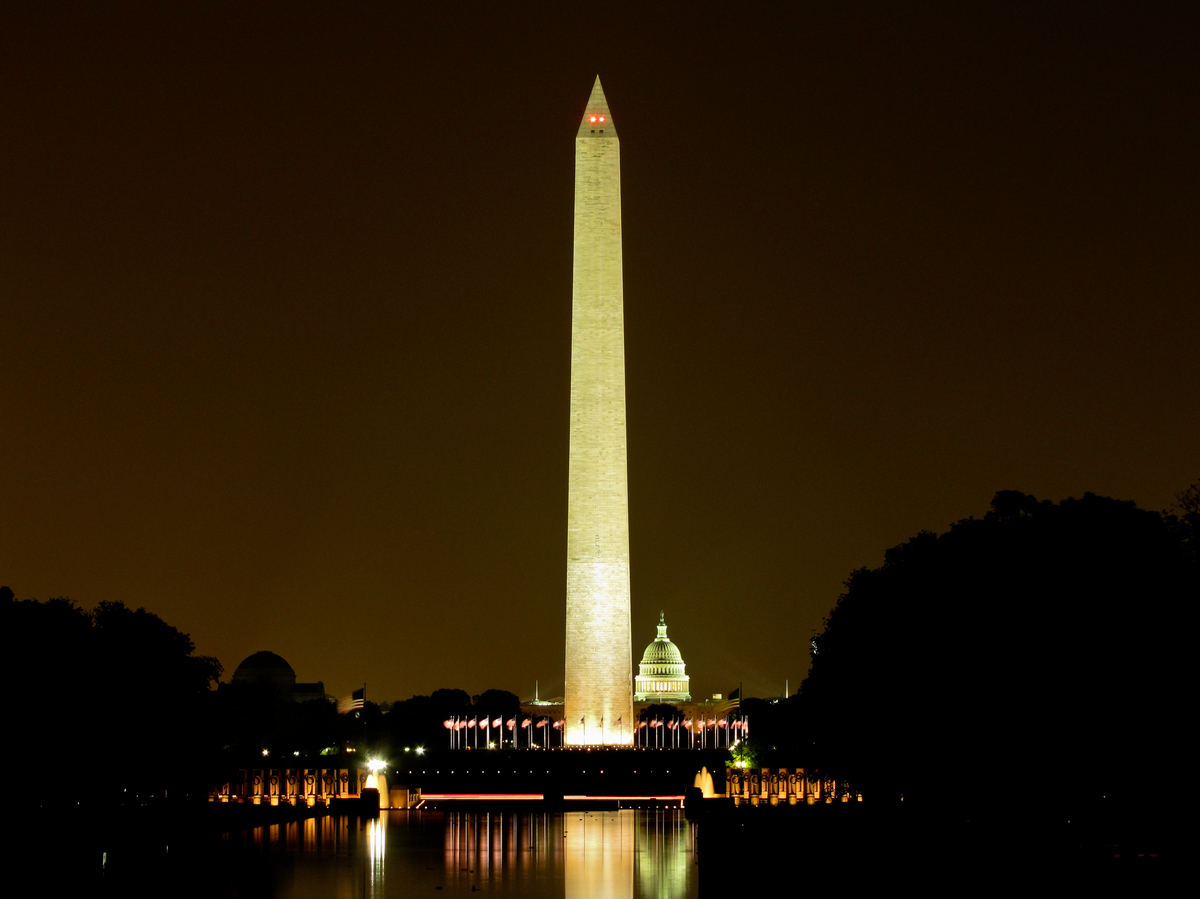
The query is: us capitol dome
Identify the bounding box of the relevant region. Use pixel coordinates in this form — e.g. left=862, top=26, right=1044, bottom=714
left=633, top=612, right=691, bottom=702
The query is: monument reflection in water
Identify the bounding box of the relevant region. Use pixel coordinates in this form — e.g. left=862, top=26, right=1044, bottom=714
left=233, top=809, right=697, bottom=898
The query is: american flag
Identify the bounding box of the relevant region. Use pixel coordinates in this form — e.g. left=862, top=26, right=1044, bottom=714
left=337, top=686, right=365, bottom=714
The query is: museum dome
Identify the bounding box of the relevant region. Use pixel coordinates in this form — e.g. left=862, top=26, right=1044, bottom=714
left=232, top=651, right=297, bottom=687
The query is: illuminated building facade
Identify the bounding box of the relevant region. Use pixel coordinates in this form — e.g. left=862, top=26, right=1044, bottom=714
left=634, top=613, right=692, bottom=702
left=563, top=77, right=633, bottom=745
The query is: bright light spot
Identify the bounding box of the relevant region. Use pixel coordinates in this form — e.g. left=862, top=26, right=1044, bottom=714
left=416, top=747, right=425, bottom=755
left=261, top=749, right=269, bottom=757
left=368, top=758, right=387, bottom=772
left=599, top=115, right=605, bottom=122
left=589, top=115, right=597, bottom=123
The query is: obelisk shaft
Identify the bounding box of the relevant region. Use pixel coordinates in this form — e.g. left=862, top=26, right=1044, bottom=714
left=564, top=77, right=633, bottom=746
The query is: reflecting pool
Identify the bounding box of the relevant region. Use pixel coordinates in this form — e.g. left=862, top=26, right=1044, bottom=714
left=224, top=809, right=698, bottom=898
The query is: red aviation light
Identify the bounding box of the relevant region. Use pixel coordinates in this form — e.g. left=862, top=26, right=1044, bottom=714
left=590, top=115, right=597, bottom=123
left=599, top=115, right=605, bottom=122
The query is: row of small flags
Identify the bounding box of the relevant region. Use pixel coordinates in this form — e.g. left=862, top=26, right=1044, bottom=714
left=639, top=716, right=748, bottom=732
left=439, top=715, right=748, bottom=731
left=443, top=717, right=564, bottom=730
left=336, top=692, right=746, bottom=734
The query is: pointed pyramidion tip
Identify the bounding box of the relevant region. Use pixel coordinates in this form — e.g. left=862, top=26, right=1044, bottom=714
left=577, top=75, right=616, bottom=138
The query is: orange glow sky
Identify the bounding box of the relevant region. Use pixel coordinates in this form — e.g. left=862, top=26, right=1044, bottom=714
left=4, top=4, right=1197, bottom=703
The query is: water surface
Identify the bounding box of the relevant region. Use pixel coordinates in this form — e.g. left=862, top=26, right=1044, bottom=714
left=225, top=809, right=698, bottom=898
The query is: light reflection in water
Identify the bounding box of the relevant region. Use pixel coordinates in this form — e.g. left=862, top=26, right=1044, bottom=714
left=367, top=814, right=385, bottom=895
left=233, top=810, right=696, bottom=898
left=563, top=811, right=633, bottom=899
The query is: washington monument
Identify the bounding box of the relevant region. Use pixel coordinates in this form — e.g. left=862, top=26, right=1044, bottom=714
left=563, top=77, right=633, bottom=745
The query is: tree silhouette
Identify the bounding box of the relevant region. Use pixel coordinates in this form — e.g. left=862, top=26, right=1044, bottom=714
left=800, top=490, right=1194, bottom=824
left=3, top=591, right=223, bottom=806
left=637, top=703, right=684, bottom=725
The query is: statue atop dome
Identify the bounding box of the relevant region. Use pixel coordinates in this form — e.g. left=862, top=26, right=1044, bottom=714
left=634, top=613, right=691, bottom=702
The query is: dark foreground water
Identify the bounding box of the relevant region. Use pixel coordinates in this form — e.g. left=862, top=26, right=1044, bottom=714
left=219, top=810, right=697, bottom=898
left=43, top=801, right=1171, bottom=895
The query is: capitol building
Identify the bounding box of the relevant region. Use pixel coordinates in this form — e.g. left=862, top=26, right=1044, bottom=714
left=633, top=613, right=691, bottom=702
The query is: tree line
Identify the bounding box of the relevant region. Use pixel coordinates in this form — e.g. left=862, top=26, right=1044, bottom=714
left=2, top=586, right=552, bottom=807
left=9, top=480, right=1192, bottom=824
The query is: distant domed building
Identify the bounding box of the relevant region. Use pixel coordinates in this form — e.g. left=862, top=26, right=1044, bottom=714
left=232, top=651, right=296, bottom=688
left=228, top=651, right=328, bottom=703
left=634, top=613, right=691, bottom=702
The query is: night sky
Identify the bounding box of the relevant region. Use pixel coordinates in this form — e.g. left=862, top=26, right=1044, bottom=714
left=4, top=4, right=1197, bottom=704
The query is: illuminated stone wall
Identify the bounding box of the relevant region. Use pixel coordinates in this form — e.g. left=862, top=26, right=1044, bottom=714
left=564, top=78, right=633, bottom=745
left=210, top=766, right=369, bottom=805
